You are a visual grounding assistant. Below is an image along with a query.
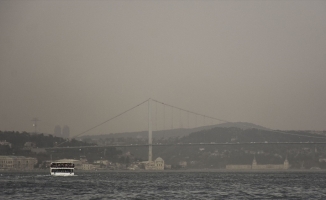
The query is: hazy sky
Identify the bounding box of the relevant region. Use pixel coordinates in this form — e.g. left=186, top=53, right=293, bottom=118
left=1, top=1, right=326, bottom=136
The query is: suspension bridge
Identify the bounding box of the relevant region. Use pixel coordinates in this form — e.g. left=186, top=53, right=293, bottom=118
left=48, top=98, right=326, bottom=162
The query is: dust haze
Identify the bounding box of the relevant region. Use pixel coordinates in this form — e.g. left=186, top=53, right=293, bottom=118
left=1, top=1, right=325, bottom=136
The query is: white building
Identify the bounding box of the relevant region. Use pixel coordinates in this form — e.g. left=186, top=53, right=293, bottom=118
left=144, top=157, right=165, bottom=170
left=226, top=157, right=290, bottom=170
left=0, top=140, right=12, bottom=148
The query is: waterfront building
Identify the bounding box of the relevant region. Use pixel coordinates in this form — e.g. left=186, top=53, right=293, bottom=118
left=0, top=156, right=37, bottom=170
left=226, top=156, right=290, bottom=170
left=81, top=163, right=100, bottom=170
left=144, top=157, right=165, bottom=170
left=226, top=164, right=252, bottom=170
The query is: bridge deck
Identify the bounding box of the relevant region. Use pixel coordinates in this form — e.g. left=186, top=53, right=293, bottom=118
left=46, top=142, right=326, bottom=150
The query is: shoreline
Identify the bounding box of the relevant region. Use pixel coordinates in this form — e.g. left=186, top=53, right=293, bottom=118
left=1, top=168, right=326, bottom=173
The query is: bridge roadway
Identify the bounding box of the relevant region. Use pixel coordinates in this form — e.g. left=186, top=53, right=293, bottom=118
left=45, top=142, right=326, bottom=150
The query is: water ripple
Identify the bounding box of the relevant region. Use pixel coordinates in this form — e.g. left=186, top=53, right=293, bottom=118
left=1, top=171, right=326, bottom=199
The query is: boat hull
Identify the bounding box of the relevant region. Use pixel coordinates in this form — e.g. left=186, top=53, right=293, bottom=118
left=51, top=172, right=74, bottom=176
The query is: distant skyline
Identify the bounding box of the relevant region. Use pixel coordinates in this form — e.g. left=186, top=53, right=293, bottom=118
left=1, top=1, right=326, bottom=136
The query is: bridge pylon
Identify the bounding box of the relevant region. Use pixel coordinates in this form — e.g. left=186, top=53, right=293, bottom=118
left=148, top=99, right=152, bottom=162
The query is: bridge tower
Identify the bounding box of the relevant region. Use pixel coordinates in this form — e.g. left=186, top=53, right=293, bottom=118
left=148, top=99, right=152, bottom=162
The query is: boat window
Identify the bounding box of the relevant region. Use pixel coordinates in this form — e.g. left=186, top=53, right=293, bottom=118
left=50, top=163, right=74, bottom=168
left=51, top=169, right=74, bottom=173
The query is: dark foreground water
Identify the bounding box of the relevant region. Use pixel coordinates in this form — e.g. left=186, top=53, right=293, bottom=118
left=1, top=171, right=326, bottom=199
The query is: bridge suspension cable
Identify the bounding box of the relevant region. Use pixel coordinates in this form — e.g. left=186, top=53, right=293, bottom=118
left=151, top=99, right=326, bottom=140
left=57, top=98, right=150, bottom=147
left=151, top=99, right=229, bottom=124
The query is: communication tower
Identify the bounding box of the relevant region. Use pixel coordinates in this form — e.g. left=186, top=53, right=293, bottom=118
left=31, top=118, right=40, bottom=134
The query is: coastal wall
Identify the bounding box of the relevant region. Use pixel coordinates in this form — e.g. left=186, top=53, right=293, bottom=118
left=226, top=158, right=290, bottom=170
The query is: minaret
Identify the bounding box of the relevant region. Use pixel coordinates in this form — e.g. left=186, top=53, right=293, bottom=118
left=148, top=99, right=152, bottom=162
left=252, top=155, right=257, bottom=169
left=284, top=156, right=289, bottom=169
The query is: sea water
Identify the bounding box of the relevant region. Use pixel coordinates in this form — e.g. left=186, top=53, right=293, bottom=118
left=1, top=171, right=326, bottom=199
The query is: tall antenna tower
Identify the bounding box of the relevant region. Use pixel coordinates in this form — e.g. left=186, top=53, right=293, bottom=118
left=31, top=118, right=40, bottom=134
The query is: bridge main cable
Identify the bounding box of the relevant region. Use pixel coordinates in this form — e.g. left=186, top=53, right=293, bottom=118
left=57, top=98, right=150, bottom=147
left=151, top=99, right=326, bottom=140
left=151, top=99, right=229, bottom=123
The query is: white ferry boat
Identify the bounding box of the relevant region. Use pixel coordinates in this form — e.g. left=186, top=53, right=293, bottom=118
left=50, top=162, right=74, bottom=176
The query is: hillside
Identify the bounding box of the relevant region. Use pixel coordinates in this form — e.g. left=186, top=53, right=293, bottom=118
left=0, top=131, right=123, bottom=166
left=119, top=127, right=326, bottom=169
left=81, top=122, right=269, bottom=140
left=180, top=127, right=325, bottom=143
left=0, top=131, right=92, bottom=149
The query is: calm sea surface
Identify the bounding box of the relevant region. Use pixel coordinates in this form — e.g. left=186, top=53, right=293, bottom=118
left=1, top=171, right=326, bottom=199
